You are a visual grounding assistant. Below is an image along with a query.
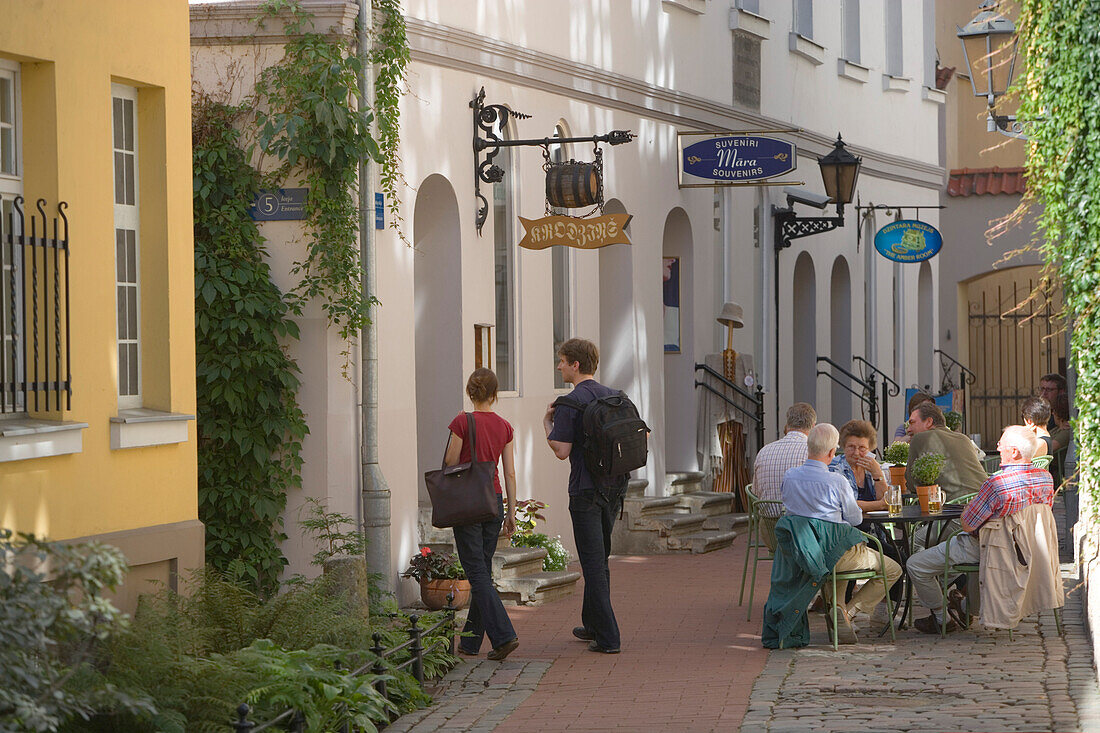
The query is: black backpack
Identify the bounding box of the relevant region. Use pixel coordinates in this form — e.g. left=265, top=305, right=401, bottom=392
left=553, top=390, right=649, bottom=505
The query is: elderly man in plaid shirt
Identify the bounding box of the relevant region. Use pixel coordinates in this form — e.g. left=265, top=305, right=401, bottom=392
left=753, top=403, right=816, bottom=550
left=907, top=425, right=1056, bottom=634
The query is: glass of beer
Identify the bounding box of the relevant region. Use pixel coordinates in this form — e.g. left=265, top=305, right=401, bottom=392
left=885, top=485, right=902, bottom=515
left=928, top=486, right=944, bottom=514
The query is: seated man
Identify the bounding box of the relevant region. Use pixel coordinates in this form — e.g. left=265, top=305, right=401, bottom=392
left=781, top=423, right=902, bottom=644
left=753, top=402, right=816, bottom=550
left=906, top=401, right=987, bottom=502
left=907, top=425, right=1056, bottom=634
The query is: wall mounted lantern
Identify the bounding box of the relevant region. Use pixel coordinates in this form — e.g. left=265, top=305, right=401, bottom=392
left=957, top=0, right=1025, bottom=139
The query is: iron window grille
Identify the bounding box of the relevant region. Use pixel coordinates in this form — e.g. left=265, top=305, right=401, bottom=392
left=0, top=195, right=71, bottom=413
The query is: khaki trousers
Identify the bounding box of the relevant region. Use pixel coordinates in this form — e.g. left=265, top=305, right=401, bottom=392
left=823, top=543, right=903, bottom=615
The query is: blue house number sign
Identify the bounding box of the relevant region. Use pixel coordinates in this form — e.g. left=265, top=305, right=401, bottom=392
left=681, top=135, right=797, bottom=183
left=873, top=220, right=943, bottom=263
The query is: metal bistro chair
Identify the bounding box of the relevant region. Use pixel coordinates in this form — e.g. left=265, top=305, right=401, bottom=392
left=1031, top=454, right=1053, bottom=470
left=828, top=531, right=896, bottom=651
left=739, top=484, right=784, bottom=621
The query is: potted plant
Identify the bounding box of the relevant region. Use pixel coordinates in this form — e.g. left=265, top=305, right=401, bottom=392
left=402, top=547, right=470, bottom=610
left=911, top=452, right=946, bottom=513
left=945, top=410, right=963, bottom=432
left=510, top=499, right=571, bottom=572
left=882, top=441, right=910, bottom=491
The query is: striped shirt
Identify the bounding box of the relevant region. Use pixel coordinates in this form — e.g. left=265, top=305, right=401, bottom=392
left=961, top=463, right=1056, bottom=533
left=753, top=431, right=808, bottom=517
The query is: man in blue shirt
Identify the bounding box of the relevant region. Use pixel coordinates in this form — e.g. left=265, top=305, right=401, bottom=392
left=782, top=423, right=902, bottom=643
left=544, top=338, right=622, bottom=654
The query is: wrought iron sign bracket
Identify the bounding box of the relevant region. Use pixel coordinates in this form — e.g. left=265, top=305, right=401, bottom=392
left=772, top=205, right=843, bottom=251
left=471, top=87, right=635, bottom=235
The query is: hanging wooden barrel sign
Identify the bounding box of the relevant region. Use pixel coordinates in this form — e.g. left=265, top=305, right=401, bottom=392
left=545, top=162, right=600, bottom=208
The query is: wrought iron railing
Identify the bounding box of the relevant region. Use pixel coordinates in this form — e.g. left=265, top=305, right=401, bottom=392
left=1, top=196, right=71, bottom=413
left=229, top=605, right=457, bottom=732
left=693, top=362, right=765, bottom=454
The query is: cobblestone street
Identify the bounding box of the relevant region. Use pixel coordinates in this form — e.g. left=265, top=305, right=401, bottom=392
left=389, top=529, right=1100, bottom=732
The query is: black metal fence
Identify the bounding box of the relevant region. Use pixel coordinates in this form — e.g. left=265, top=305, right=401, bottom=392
left=0, top=195, right=71, bottom=413
left=229, top=605, right=457, bottom=732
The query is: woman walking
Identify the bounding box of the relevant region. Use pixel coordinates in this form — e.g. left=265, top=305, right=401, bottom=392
left=444, top=368, right=519, bottom=660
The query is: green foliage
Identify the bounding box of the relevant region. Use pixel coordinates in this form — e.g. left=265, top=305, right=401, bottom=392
left=0, top=531, right=155, bottom=732
left=1017, top=1, right=1093, bottom=506
left=71, top=571, right=448, bottom=731
left=371, top=0, right=411, bottom=243
left=299, top=497, right=367, bottom=565
left=193, top=97, right=308, bottom=596
left=881, top=441, right=910, bottom=465
left=511, top=532, right=570, bottom=573
left=944, top=411, right=963, bottom=432
left=513, top=499, right=548, bottom=537
left=402, top=547, right=466, bottom=581
left=911, top=453, right=945, bottom=487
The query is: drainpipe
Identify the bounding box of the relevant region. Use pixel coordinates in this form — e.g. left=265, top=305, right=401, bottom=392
left=357, top=0, right=392, bottom=595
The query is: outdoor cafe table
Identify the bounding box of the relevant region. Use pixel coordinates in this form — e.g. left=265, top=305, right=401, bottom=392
left=863, top=504, right=966, bottom=631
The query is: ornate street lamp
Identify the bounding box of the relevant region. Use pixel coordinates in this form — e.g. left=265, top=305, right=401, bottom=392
left=957, top=1, right=1024, bottom=139
left=770, top=133, right=862, bottom=434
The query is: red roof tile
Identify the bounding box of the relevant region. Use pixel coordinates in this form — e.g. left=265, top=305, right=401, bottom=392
left=947, top=167, right=1027, bottom=197
left=936, top=65, right=956, bottom=91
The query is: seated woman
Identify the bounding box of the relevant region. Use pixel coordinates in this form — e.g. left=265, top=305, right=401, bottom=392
left=830, top=419, right=902, bottom=611
left=1021, top=396, right=1053, bottom=457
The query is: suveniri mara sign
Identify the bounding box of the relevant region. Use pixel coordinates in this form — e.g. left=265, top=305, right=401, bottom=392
left=679, top=134, right=797, bottom=187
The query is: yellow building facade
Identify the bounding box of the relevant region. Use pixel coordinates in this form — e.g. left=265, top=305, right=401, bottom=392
left=0, top=0, right=201, bottom=612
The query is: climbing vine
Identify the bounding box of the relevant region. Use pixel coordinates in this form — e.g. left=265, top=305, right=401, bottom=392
left=193, top=97, right=308, bottom=595
left=1016, top=0, right=1098, bottom=510
left=371, top=0, right=411, bottom=241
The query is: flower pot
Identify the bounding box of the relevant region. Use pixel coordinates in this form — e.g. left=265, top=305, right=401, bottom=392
left=916, top=484, right=937, bottom=514
left=888, top=465, right=907, bottom=494
left=419, top=578, right=471, bottom=610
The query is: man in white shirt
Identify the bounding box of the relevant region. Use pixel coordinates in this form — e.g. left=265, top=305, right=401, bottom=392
left=753, top=402, right=816, bottom=550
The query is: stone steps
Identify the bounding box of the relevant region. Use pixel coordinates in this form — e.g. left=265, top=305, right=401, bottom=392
left=496, top=569, right=584, bottom=606
left=611, top=474, right=747, bottom=555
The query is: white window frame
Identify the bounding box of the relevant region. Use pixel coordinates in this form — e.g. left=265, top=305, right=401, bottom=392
left=0, top=60, right=23, bottom=415
left=885, top=0, right=904, bottom=78
left=112, top=83, right=141, bottom=409
left=842, top=0, right=861, bottom=65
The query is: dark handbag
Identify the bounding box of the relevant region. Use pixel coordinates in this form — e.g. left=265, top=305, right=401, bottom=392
left=425, top=413, right=498, bottom=528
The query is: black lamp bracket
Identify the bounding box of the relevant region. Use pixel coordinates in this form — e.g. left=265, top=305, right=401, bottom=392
left=471, top=87, right=635, bottom=234
left=771, top=205, right=843, bottom=251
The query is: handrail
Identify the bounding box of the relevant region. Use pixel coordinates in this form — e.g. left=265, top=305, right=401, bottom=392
left=817, top=355, right=879, bottom=431
left=816, top=355, right=871, bottom=392
left=853, top=356, right=900, bottom=396
left=816, top=370, right=870, bottom=402
left=695, top=363, right=757, bottom=403
left=934, top=349, right=976, bottom=385
left=695, top=381, right=759, bottom=422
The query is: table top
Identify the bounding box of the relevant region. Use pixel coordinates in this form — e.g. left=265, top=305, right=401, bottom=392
left=862, top=505, right=964, bottom=524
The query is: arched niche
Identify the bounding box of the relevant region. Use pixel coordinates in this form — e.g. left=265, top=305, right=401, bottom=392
left=830, top=256, right=852, bottom=425
left=792, top=252, right=817, bottom=405
left=661, top=207, right=694, bottom=470
left=598, top=198, right=635, bottom=393
left=918, top=261, right=934, bottom=389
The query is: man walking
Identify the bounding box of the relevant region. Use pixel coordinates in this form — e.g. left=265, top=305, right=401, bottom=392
left=753, top=403, right=816, bottom=550
left=780, top=424, right=902, bottom=644
left=906, top=402, right=986, bottom=502
left=544, top=338, right=623, bottom=654
left=907, top=426, right=1055, bottom=633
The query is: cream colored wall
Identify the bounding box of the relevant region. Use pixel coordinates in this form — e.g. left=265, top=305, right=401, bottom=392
left=0, top=0, right=197, bottom=541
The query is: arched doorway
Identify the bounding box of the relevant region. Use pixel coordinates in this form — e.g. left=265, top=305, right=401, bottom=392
left=413, top=175, right=463, bottom=501
left=830, top=256, right=852, bottom=424
left=918, top=261, right=934, bottom=389
left=661, top=207, right=694, bottom=470
left=792, top=252, right=816, bottom=405
left=598, top=198, right=635, bottom=393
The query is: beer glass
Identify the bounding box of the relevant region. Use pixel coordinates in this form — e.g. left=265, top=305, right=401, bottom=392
left=885, top=485, right=902, bottom=515
left=928, top=486, right=944, bottom=514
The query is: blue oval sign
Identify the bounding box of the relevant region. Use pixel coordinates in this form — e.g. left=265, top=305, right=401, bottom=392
left=873, top=220, right=943, bottom=263
left=681, top=135, right=797, bottom=183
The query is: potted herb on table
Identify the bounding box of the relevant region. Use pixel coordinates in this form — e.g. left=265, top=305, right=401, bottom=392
left=911, top=452, right=946, bottom=513
left=882, top=441, right=910, bottom=492
left=402, top=547, right=470, bottom=610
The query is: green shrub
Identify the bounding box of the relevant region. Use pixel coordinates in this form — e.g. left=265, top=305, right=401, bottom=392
left=511, top=533, right=570, bottom=572
left=882, top=441, right=909, bottom=465
left=911, top=453, right=946, bottom=486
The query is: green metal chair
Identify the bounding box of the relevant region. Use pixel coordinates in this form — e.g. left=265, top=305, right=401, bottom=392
left=827, top=531, right=896, bottom=650
left=948, top=491, right=977, bottom=506
left=940, top=527, right=1064, bottom=638
left=739, top=484, right=783, bottom=621
left=1031, top=454, right=1053, bottom=470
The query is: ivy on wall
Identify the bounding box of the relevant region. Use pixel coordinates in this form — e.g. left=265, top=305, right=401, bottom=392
left=193, top=1, right=408, bottom=591
left=1017, top=1, right=1096, bottom=509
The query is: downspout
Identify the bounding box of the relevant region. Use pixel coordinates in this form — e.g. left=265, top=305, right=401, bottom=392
left=357, top=0, right=392, bottom=595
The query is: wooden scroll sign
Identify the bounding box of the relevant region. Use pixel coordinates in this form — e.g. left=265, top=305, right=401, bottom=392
left=517, top=214, right=633, bottom=250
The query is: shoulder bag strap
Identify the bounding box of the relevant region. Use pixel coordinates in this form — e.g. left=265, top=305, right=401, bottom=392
left=465, top=412, right=478, bottom=460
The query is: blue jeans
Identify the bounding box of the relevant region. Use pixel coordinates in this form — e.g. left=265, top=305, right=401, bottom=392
left=452, top=495, right=516, bottom=652
left=569, top=490, right=620, bottom=650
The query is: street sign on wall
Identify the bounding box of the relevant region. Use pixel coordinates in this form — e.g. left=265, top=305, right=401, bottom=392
left=517, top=214, right=632, bottom=250
left=249, top=188, right=309, bottom=221
left=873, top=219, right=943, bottom=263
left=678, top=134, right=797, bottom=187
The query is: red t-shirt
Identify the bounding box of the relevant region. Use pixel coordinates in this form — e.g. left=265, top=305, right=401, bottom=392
left=448, top=411, right=513, bottom=494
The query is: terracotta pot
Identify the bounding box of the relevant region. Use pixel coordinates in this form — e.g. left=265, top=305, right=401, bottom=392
left=916, top=484, right=937, bottom=513
left=419, top=578, right=471, bottom=610
left=888, top=465, right=907, bottom=493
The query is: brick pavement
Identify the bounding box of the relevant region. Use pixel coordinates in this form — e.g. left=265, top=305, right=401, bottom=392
left=387, top=524, right=1100, bottom=732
